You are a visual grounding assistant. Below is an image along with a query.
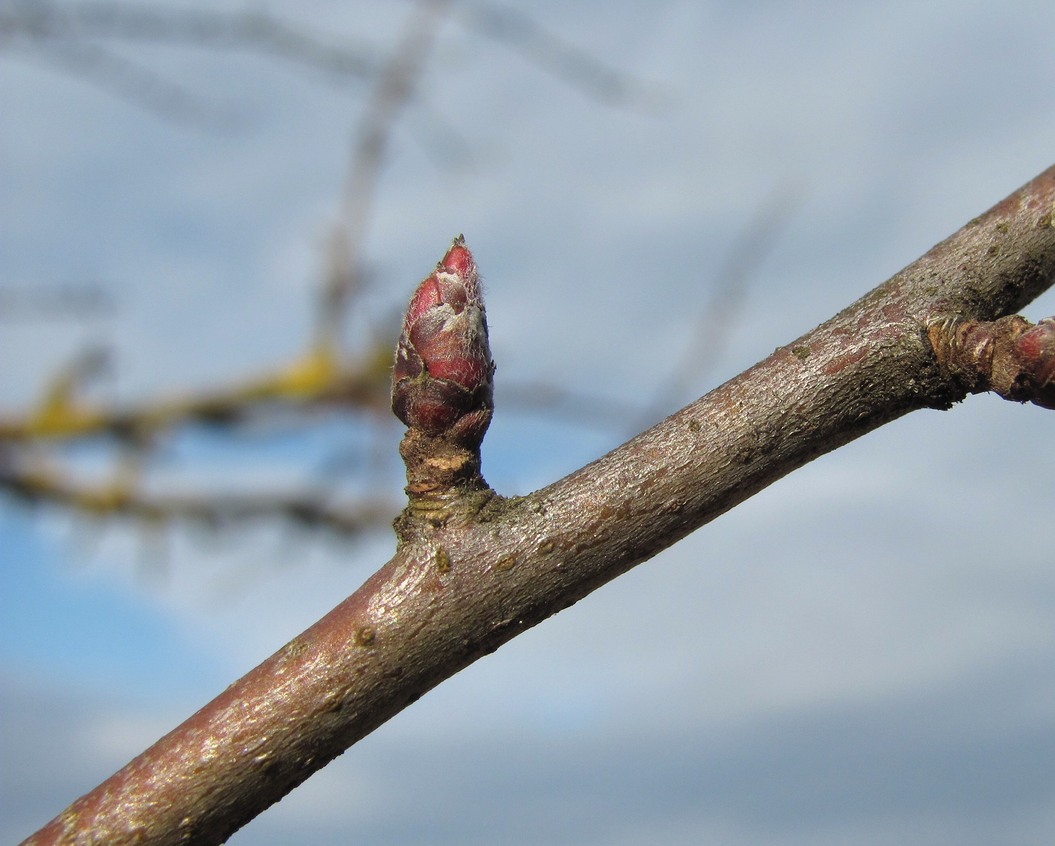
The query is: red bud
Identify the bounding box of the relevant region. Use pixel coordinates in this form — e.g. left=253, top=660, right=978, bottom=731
left=1012, top=316, right=1055, bottom=409
left=392, top=236, right=494, bottom=443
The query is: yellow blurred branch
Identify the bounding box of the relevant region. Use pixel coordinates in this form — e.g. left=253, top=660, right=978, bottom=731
left=0, top=342, right=394, bottom=442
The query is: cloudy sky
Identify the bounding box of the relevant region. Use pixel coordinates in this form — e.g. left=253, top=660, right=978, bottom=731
left=3, top=1, right=1055, bottom=843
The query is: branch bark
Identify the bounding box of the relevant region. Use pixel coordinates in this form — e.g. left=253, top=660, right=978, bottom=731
left=22, top=164, right=1055, bottom=845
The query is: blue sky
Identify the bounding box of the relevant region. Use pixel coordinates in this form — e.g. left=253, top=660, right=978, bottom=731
left=3, top=1, right=1055, bottom=843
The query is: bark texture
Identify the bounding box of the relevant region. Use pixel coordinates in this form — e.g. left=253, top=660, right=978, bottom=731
left=22, top=164, right=1055, bottom=846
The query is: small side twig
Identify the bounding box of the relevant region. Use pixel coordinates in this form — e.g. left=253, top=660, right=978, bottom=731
left=461, top=1, right=667, bottom=111
left=928, top=314, right=1055, bottom=409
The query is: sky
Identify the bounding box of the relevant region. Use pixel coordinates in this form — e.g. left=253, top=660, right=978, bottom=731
left=2, top=1, right=1055, bottom=843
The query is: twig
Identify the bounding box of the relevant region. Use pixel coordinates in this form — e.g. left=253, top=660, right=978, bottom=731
left=0, top=2, right=377, bottom=79
left=17, top=34, right=239, bottom=127
left=319, top=0, right=454, bottom=347
left=461, top=1, right=667, bottom=111
left=0, top=2, right=379, bottom=127
left=0, top=460, right=397, bottom=536
left=0, top=345, right=393, bottom=442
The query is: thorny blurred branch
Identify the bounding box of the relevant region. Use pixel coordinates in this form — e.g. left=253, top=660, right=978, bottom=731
left=0, top=1, right=685, bottom=540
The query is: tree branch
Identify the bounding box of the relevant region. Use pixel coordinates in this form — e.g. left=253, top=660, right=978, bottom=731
left=0, top=459, right=397, bottom=536
left=22, top=164, right=1055, bottom=845
left=0, top=3, right=377, bottom=79
left=0, top=344, right=393, bottom=442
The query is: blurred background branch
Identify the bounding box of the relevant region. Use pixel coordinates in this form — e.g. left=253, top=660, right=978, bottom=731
left=0, top=0, right=684, bottom=547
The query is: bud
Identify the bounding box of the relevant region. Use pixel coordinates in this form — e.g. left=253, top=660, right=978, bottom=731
left=392, top=236, right=495, bottom=444
left=1012, top=316, right=1055, bottom=409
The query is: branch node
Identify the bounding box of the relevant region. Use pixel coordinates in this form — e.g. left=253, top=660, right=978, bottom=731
left=928, top=314, right=1055, bottom=408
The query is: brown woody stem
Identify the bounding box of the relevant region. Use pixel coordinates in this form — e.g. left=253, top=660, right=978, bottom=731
left=22, top=164, right=1055, bottom=846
